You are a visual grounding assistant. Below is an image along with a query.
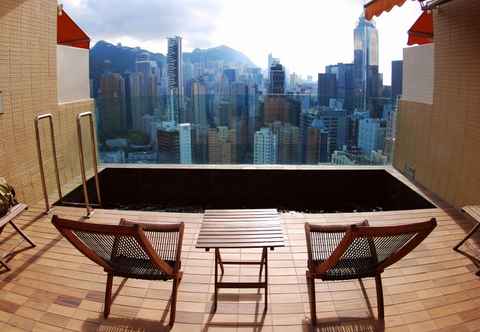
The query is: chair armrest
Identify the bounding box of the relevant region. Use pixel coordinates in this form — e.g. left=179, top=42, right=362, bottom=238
left=120, top=218, right=183, bottom=232
left=306, top=220, right=369, bottom=233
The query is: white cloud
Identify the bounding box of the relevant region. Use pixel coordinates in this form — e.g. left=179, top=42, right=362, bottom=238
left=62, top=0, right=422, bottom=84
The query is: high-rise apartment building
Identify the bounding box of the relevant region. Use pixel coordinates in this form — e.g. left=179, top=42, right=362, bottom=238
left=208, top=127, right=235, bottom=164
left=167, top=36, right=184, bottom=124
left=157, top=122, right=180, bottom=163
left=270, top=122, right=301, bottom=164
left=253, top=128, right=277, bottom=164
left=269, top=63, right=285, bottom=94
left=358, top=118, right=386, bottom=154
left=179, top=123, right=192, bottom=164
left=264, top=95, right=301, bottom=126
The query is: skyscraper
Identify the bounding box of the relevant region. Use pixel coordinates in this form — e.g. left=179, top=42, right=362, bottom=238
left=179, top=123, right=192, bottom=164
left=391, top=60, right=403, bottom=99
left=167, top=36, right=184, bottom=124
left=192, top=81, right=208, bottom=127
left=358, top=118, right=386, bottom=154
left=318, top=73, right=337, bottom=106
left=326, top=63, right=355, bottom=111
left=269, top=63, right=285, bottom=94
left=353, top=15, right=379, bottom=111
left=98, top=73, right=127, bottom=138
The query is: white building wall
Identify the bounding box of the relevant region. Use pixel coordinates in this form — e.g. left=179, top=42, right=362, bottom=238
left=57, top=45, right=90, bottom=104
left=402, top=44, right=434, bottom=105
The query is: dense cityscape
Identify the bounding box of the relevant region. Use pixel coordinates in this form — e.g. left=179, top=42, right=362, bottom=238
left=93, top=14, right=403, bottom=165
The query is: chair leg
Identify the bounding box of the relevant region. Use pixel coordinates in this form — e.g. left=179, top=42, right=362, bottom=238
left=104, top=273, right=113, bottom=319
left=454, top=221, right=480, bottom=251
left=9, top=221, right=35, bottom=248
left=0, top=259, right=10, bottom=271
left=169, top=273, right=182, bottom=327
left=375, top=274, right=384, bottom=320
left=306, top=271, right=317, bottom=326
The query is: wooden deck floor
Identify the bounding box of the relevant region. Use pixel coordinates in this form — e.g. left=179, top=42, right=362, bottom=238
left=0, top=204, right=479, bottom=332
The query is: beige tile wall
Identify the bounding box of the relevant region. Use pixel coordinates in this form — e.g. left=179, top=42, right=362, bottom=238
left=394, top=0, right=480, bottom=208
left=0, top=0, right=95, bottom=205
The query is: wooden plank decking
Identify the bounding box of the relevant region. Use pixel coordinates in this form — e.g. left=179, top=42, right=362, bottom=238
left=0, top=203, right=478, bottom=331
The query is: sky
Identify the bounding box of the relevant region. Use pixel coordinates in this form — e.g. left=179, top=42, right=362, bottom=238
left=62, top=0, right=422, bottom=84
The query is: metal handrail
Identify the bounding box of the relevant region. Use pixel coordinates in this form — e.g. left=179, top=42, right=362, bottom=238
left=34, top=114, right=63, bottom=213
left=77, top=112, right=102, bottom=218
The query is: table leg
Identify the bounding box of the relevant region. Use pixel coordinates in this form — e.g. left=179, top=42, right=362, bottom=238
left=216, top=248, right=225, bottom=275
left=264, top=247, right=268, bottom=310
left=214, top=248, right=219, bottom=312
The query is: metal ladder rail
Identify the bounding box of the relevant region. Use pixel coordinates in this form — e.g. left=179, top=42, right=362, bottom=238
left=77, top=112, right=102, bottom=218
left=34, top=114, right=63, bottom=214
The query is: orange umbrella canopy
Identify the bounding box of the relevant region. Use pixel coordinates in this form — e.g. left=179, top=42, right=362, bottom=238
left=57, top=9, right=90, bottom=49
left=364, top=0, right=408, bottom=20
left=408, top=11, right=433, bottom=45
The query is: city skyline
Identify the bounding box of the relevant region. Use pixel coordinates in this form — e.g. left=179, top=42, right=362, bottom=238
left=62, top=0, right=421, bottom=83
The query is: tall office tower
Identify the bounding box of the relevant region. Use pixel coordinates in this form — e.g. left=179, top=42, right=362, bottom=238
left=231, top=82, right=249, bottom=162
left=326, top=63, right=355, bottom=111
left=268, top=63, right=285, bottom=94
left=98, top=73, right=127, bottom=138
left=305, top=119, right=330, bottom=164
left=208, top=127, right=235, bottom=164
left=391, top=60, right=403, bottom=100
left=253, top=128, right=278, bottom=164
left=157, top=122, right=180, bottom=163
left=264, top=95, right=301, bottom=126
left=353, top=15, right=379, bottom=111
left=317, top=107, right=348, bottom=158
left=318, top=73, right=337, bottom=107
left=247, top=83, right=259, bottom=161
left=192, top=81, right=208, bottom=127
left=358, top=118, right=387, bottom=154
left=167, top=36, right=184, bottom=124
left=270, top=122, right=301, bottom=164
left=125, top=72, right=147, bottom=132
left=267, top=53, right=280, bottom=78
left=179, top=123, right=192, bottom=164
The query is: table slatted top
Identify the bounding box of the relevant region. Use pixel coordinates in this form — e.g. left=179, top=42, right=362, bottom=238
left=196, top=209, right=285, bottom=249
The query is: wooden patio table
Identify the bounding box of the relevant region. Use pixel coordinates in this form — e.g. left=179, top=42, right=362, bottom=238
left=196, top=209, right=285, bottom=311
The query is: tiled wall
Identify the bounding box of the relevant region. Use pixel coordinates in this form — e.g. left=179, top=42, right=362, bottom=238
left=394, top=0, right=480, bottom=207
left=0, top=0, right=94, bottom=205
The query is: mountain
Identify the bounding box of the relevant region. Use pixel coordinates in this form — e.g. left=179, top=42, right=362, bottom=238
left=90, top=41, right=166, bottom=80
left=184, top=45, right=256, bottom=67
left=90, top=40, right=257, bottom=80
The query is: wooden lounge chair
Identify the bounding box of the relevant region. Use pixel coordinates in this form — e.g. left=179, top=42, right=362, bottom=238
left=0, top=203, right=36, bottom=271
left=304, top=218, right=437, bottom=324
left=52, top=215, right=184, bottom=327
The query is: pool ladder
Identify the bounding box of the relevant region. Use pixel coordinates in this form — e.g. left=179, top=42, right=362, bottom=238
left=35, top=112, right=102, bottom=218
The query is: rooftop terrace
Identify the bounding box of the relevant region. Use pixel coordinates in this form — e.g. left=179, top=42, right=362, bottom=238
left=0, top=170, right=479, bottom=332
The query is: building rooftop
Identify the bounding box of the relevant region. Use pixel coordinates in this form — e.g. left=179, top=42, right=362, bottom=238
left=0, top=175, right=479, bottom=332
